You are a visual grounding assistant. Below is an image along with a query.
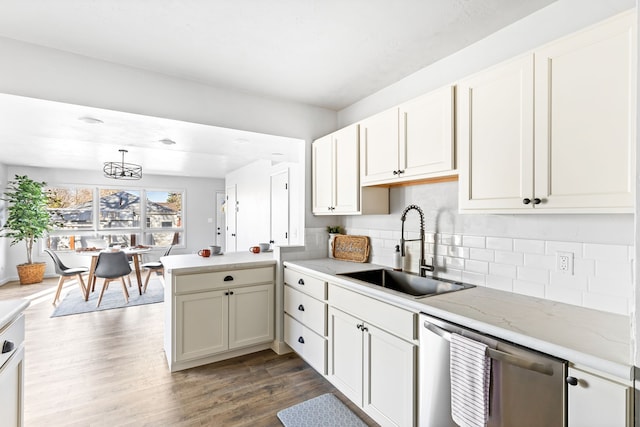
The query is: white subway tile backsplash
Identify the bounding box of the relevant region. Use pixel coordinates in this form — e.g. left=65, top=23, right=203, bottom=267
left=524, top=253, right=556, bottom=270
left=465, top=259, right=489, bottom=274
left=494, top=250, right=524, bottom=266
left=513, top=280, right=545, bottom=298
left=470, top=248, right=494, bottom=262
left=545, top=241, right=582, bottom=255
left=582, top=292, right=629, bottom=316
left=463, top=235, right=486, bottom=249
left=514, top=239, right=546, bottom=254
left=584, top=243, right=628, bottom=261
left=486, top=236, right=513, bottom=251
left=517, top=266, right=549, bottom=284
left=489, top=263, right=517, bottom=279
left=343, top=227, right=631, bottom=315
left=549, top=271, right=588, bottom=291
left=485, top=275, right=513, bottom=292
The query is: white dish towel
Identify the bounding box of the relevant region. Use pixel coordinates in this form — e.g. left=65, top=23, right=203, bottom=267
left=449, top=333, right=491, bottom=427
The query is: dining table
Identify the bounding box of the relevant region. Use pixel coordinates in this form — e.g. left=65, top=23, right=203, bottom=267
left=76, top=247, right=151, bottom=301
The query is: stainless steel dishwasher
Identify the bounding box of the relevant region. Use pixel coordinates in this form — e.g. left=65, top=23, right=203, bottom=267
left=419, top=313, right=567, bottom=427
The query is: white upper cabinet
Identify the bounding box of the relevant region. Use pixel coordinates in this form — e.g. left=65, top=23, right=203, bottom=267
left=360, top=86, right=456, bottom=186
left=459, top=11, right=636, bottom=213
left=312, top=124, right=389, bottom=216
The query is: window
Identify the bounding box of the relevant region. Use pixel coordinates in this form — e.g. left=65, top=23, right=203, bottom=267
left=46, top=186, right=184, bottom=250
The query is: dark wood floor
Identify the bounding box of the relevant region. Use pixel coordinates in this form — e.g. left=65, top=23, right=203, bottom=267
left=1, top=276, right=377, bottom=426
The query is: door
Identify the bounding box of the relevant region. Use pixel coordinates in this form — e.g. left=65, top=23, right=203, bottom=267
left=225, top=185, right=237, bottom=252
left=312, top=135, right=333, bottom=213
left=360, top=108, right=399, bottom=185
left=332, top=124, right=360, bottom=214
left=228, top=284, right=274, bottom=349
left=364, top=323, right=416, bottom=427
left=270, top=169, right=289, bottom=246
left=458, top=54, right=534, bottom=210
left=534, top=12, right=635, bottom=210
left=215, top=191, right=226, bottom=250
left=328, top=307, right=363, bottom=405
left=400, top=86, right=455, bottom=179
left=175, top=290, right=228, bottom=361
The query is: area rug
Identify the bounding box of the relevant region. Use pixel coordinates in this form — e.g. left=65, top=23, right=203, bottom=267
left=51, top=277, right=164, bottom=317
left=277, top=393, right=367, bottom=427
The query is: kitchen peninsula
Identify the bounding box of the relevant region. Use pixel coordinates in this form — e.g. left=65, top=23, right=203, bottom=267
left=161, top=252, right=276, bottom=372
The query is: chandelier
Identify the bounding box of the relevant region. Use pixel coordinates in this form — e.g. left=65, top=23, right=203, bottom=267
left=103, top=149, right=142, bottom=180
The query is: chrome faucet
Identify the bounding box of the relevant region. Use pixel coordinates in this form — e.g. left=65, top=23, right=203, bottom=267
left=400, top=204, right=434, bottom=277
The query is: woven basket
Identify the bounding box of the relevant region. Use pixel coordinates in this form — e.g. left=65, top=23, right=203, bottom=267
left=332, top=235, right=370, bottom=263
left=16, top=262, right=46, bottom=285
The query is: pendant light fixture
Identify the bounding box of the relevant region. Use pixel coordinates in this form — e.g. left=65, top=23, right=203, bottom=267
left=103, top=149, right=142, bottom=180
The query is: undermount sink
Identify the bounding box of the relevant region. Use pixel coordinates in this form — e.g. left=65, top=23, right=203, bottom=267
left=338, top=268, right=474, bottom=298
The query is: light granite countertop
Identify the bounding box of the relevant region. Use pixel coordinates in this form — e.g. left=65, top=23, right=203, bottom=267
left=284, top=258, right=632, bottom=380
left=161, top=252, right=276, bottom=274
left=0, top=299, right=30, bottom=331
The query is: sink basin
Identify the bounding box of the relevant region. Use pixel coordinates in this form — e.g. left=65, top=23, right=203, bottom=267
left=338, top=268, right=474, bottom=298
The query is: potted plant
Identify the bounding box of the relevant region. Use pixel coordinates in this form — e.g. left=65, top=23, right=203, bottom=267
left=326, top=225, right=342, bottom=258
left=1, top=175, right=52, bottom=284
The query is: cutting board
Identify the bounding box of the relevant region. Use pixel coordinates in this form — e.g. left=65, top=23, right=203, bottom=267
left=332, top=235, right=370, bottom=263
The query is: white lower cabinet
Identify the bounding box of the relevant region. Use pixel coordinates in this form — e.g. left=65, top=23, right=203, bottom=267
left=328, top=287, right=417, bottom=427
left=168, top=266, right=275, bottom=371
left=283, top=267, right=328, bottom=374
left=567, top=366, right=633, bottom=427
left=0, top=314, right=26, bottom=427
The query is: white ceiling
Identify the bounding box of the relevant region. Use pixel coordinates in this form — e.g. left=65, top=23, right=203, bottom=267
left=0, top=0, right=556, bottom=179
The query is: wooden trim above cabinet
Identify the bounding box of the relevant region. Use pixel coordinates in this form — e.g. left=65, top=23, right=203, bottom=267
left=368, top=173, right=458, bottom=188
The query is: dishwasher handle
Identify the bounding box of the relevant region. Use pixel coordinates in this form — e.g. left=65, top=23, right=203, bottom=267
left=423, top=321, right=555, bottom=376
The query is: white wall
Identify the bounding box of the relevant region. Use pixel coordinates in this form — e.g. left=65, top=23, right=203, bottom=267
left=0, top=162, right=8, bottom=281
left=0, top=165, right=224, bottom=283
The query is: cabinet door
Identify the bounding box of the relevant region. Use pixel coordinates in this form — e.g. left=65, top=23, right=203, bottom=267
left=399, top=86, right=455, bottom=179
left=0, top=346, right=24, bottom=427
left=328, top=307, right=363, bottom=406
left=332, top=124, right=360, bottom=214
left=175, top=290, right=228, bottom=361
left=360, top=108, right=399, bottom=185
left=364, top=324, right=416, bottom=427
left=228, top=284, right=274, bottom=349
left=312, top=135, right=334, bottom=214
left=567, top=367, right=632, bottom=427
left=458, top=54, right=534, bottom=211
left=534, top=12, right=635, bottom=211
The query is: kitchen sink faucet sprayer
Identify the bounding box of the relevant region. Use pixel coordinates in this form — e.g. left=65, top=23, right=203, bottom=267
left=400, top=204, right=434, bottom=277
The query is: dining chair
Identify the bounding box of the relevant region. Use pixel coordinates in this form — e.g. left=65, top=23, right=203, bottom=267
left=92, top=251, right=132, bottom=307
left=140, top=245, right=173, bottom=292
left=44, top=249, right=89, bottom=306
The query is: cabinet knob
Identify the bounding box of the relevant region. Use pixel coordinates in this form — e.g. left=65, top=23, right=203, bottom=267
left=298, top=336, right=305, bottom=344
left=224, top=292, right=229, bottom=296
left=533, top=198, right=542, bottom=205
left=1, top=340, right=14, bottom=354
left=566, top=376, right=578, bottom=386
left=393, top=170, right=399, bottom=175
left=523, top=198, right=532, bottom=205
left=356, top=323, right=363, bottom=330
left=298, top=304, right=305, bottom=312
left=224, top=275, right=234, bottom=281
left=229, top=291, right=234, bottom=295
left=398, top=169, right=405, bottom=174
left=362, top=326, right=368, bottom=332
left=298, top=279, right=305, bottom=285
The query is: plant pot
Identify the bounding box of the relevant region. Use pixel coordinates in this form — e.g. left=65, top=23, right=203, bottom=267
left=16, top=262, right=46, bottom=285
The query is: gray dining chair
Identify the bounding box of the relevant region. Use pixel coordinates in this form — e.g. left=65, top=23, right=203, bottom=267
left=92, top=251, right=132, bottom=307
left=44, top=249, right=89, bottom=306
left=140, top=245, right=173, bottom=292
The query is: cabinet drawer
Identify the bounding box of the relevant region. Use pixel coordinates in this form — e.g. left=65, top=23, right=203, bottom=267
left=284, top=314, right=327, bottom=375
left=284, top=268, right=327, bottom=301
left=329, top=284, right=416, bottom=342
left=0, top=315, right=24, bottom=372
left=174, top=266, right=274, bottom=294
left=284, top=285, right=327, bottom=336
